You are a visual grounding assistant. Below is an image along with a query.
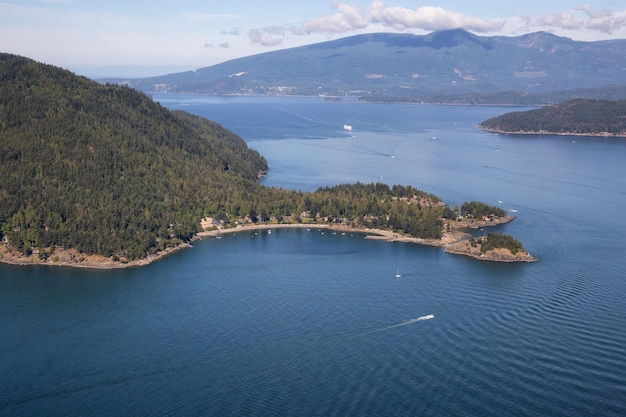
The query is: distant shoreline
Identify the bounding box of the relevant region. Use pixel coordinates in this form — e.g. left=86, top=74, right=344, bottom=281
left=1, top=217, right=533, bottom=269
left=479, top=126, right=626, bottom=138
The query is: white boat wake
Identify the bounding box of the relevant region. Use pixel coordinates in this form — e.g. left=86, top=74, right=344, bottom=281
left=380, top=314, right=435, bottom=331
left=402, top=314, right=435, bottom=325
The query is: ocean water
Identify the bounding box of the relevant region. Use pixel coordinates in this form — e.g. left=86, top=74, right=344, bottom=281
left=1, top=96, right=625, bottom=416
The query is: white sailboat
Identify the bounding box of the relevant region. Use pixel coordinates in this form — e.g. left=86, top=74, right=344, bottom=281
left=395, top=269, right=402, bottom=278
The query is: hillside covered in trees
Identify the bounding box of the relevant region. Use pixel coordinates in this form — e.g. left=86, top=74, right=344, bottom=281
left=479, top=99, right=626, bottom=137
left=0, top=53, right=268, bottom=260
left=0, top=54, right=527, bottom=265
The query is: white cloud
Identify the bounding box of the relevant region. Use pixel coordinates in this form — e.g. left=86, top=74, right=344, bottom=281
left=248, top=27, right=288, bottom=46
left=221, top=28, right=242, bottom=36
left=536, top=11, right=581, bottom=30
left=367, top=1, right=503, bottom=32
left=302, top=1, right=369, bottom=33
left=534, top=5, right=626, bottom=35
left=248, top=0, right=504, bottom=46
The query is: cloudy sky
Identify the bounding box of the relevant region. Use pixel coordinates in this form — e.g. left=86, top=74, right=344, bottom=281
left=2, top=0, right=626, bottom=77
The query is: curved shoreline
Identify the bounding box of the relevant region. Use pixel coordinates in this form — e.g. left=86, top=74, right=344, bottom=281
left=196, top=222, right=469, bottom=248
left=444, top=242, right=538, bottom=262
left=0, top=244, right=192, bottom=270
left=0, top=216, right=532, bottom=269
left=479, top=126, right=626, bottom=138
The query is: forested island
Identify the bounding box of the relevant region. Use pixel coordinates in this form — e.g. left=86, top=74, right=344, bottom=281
left=0, top=53, right=534, bottom=267
left=479, top=99, right=626, bottom=137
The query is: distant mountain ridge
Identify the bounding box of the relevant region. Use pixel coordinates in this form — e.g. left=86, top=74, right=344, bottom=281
left=118, top=29, right=626, bottom=99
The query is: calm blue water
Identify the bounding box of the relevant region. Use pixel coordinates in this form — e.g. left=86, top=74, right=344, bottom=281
left=2, top=96, right=626, bottom=416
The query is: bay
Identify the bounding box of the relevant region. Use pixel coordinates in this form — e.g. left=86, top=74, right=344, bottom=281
left=1, top=96, right=625, bottom=416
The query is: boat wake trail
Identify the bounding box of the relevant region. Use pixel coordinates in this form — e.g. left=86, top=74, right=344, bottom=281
left=140, top=314, right=435, bottom=416
left=409, top=314, right=435, bottom=322
left=379, top=314, right=435, bottom=331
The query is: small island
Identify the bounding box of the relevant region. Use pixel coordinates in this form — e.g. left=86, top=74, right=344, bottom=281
left=479, top=99, right=626, bottom=137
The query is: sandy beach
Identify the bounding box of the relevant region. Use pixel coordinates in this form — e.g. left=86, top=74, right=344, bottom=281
left=196, top=222, right=469, bottom=248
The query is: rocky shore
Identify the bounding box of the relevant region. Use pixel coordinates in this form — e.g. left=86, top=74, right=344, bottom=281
left=0, top=243, right=191, bottom=269
left=0, top=215, right=535, bottom=269
left=479, top=126, right=626, bottom=138
left=444, top=239, right=538, bottom=262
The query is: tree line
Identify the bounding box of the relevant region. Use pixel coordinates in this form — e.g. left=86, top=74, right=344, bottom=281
left=470, top=233, right=526, bottom=255
left=0, top=53, right=521, bottom=261
left=479, top=99, right=626, bottom=136
left=0, top=53, right=267, bottom=260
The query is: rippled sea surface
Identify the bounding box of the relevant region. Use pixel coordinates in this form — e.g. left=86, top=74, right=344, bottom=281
left=2, top=96, right=625, bottom=416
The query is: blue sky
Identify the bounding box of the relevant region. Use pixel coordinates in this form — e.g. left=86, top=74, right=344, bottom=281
left=2, top=0, right=626, bottom=77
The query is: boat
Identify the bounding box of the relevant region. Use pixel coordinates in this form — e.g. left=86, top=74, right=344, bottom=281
left=395, top=269, right=402, bottom=278
left=343, top=124, right=352, bottom=131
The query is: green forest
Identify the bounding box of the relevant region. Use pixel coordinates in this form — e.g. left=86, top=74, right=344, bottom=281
left=0, top=53, right=520, bottom=262
left=470, top=233, right=526, bottom=255
left=0, top=53, right=268, bottom=260
left=360, top=84, right=626, bottom=106
left=479, top=99, right=626, bottom=136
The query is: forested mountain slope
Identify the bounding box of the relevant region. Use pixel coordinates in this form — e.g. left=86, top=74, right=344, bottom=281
left=1, top=53, right=530, bottom=265
left=479, top=99, right=626, bottom=136
left=0, top=53, right=267, bottom=260
left=120, top=30, right=626, bottom=98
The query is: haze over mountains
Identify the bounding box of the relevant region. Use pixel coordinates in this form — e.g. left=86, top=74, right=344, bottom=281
left=117, top=29, right=626, bottom=102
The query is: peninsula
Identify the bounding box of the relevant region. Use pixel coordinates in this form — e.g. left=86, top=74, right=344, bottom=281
left=479, top=99, right=626, bottom=138
left=0, top=54, right=536, bottom=268
left=0, top=211, right=537, bottom=269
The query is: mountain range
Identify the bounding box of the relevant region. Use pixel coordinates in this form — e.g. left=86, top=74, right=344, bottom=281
left=117, top=29, right=626, bottom=101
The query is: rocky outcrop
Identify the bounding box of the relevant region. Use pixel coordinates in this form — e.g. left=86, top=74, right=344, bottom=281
left=444, top=240, right=537, bottom=263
